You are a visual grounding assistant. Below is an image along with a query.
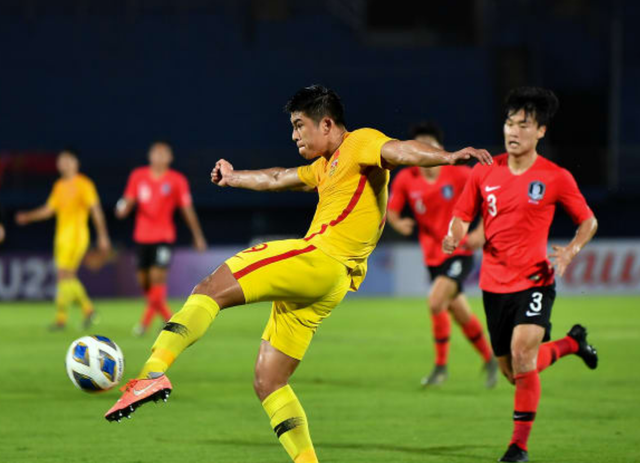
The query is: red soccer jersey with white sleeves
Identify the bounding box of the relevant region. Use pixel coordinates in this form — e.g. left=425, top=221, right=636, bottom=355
left=388, top=165, right=473, bottom=266
left=453, top=153, right=594, bottom=293
left=123, top=167, right=192, bottom=244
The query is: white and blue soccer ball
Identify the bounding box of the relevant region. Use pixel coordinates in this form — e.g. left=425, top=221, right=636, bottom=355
left=65, top=335, right=125, bottom=393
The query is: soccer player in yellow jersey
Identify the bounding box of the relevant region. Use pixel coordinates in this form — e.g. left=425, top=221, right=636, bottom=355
left=16, top=149, right=111, bottom=329
left=105, top=85, right=492, bottom=462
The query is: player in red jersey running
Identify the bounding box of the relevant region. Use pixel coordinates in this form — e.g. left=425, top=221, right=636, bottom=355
left=116, top=141, right=207, bottom=335
left=444, top=87, right=599, bottom=462
left=388, top=122, right=497, bottom=388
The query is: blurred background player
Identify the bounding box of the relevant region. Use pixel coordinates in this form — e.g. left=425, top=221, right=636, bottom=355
left=387, top=121, right=497, bottom=388
left=15, top=149, right=111, bottom=330
left=115, top=141, right=207, bottom=336
left=0, top=205, right=5, bottom=243
left=444, top=87, right=599, bottom=462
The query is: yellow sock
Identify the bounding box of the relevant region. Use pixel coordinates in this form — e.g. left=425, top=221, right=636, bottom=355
left=68, top=278, right=93, bottom=315
left=138, top=294, right=220, bottom=379
left=54, top=280, right=74, bottom=325
left=262, top=385, right=318, bottom=463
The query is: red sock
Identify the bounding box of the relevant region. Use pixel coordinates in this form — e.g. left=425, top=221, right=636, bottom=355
left=537, top=336, right=579, bottom=373
left=510, top=370, right=541, bottom=451
left=461, top=315, right=493, bottom=362
left=140, top=290, right=155, bottom=328
left=431, top=311, right=451, bottom=366
left=149, top=284, right=172, bottom=322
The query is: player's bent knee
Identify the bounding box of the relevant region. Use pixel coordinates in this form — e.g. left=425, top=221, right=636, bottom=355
left=192, top=264, right=245, bottom=310
left=253, top=370, right=287, bottom=402
left=511, top=347, right=536, bottom=373
left=428, top=297, right=448, bottom=314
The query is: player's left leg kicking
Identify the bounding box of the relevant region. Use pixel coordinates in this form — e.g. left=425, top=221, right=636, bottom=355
left=105, top=239, right=350, bottom=463
left=485, top=287, right=598, bottom=462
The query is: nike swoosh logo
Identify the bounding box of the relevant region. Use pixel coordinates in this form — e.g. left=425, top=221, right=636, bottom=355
left=525, top=311, right=542, bottom=317
left=132, top=383, right=157, bottom=397
left=485, top=186, right=501, bottom=192
left=513, top=414, right=528, bottom=420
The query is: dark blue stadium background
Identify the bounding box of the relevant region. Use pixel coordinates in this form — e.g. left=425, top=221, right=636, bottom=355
left=1, top=0, right=638, bottom=250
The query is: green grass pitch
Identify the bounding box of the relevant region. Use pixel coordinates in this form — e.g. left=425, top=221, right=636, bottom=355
left=1, top=295, right=639, bottom=463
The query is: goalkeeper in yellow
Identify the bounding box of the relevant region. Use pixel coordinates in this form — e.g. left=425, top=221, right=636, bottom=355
left=105, top=85, right=492, bottom=463
left=16, top=149, right=111, bottom=329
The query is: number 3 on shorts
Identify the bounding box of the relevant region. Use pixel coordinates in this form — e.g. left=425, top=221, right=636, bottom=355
left=529, top=292, right=543, bottom=312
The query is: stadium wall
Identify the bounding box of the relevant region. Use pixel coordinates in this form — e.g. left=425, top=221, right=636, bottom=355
left=1, top=240, right=639, bottom=301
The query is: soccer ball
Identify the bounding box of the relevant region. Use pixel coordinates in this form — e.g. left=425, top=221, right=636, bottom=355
left=65, top=335, right=125, bottom=393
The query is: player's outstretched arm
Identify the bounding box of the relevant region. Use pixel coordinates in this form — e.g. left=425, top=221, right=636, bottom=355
left=90, top=203, right=112, bottom=252
left=443, top=216, right=471, bottom=254
left=210, top=159, right=310, bottom=192
left=15, top=205, right=55, bottom=226
left=549, top=215, right=598, bottom=277
left=180, top=205, right=207, bottom=251
left=381, top=140, right=493, bottom=168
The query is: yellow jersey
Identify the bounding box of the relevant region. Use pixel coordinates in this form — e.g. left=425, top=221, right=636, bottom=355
left=297, top=128, right=394, bottom=291
left=46, top=174, right=99, bottom=245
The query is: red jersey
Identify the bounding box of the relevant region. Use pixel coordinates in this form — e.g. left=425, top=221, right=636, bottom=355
left=453, top=153, right=593, bottom=293
left=388, top=165, right=473, bottom=266
left=123, top=167, right=192, bottom=244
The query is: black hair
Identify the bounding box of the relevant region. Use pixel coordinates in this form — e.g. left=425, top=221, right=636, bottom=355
left=504, top=87, right=559, bottom=127
left=59, top=147, right=79, bottom=159
left=408, top=121, right=444, bottom=145
left=284, top=85, right=346, bottom=126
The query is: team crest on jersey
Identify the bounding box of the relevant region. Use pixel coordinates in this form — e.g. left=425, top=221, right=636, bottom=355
left=441, top=185, right=454, bottom=201
left=329, top=158, right=339, bottom=177
left=528, top=181, right=546, bottom=202
left=161, top=183, right=172, bottom=195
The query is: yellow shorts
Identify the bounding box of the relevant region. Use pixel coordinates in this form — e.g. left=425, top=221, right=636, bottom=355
left=225, top=239, right=351, bottom=360
left=54, top=238, right=89, bottom=271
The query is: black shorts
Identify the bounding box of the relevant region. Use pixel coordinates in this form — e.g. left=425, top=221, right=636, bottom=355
left=482, top=284, right=556, bottom=357
left=427, top=255, right=474, bottom=293
left=136, top=243, right=173, bottom=270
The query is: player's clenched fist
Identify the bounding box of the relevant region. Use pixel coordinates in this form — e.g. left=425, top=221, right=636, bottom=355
left=442, top=234, right=459, bottom=255
left=395, top=217, right=415, bottom=236
left=211, top=159, right=234, bottom=187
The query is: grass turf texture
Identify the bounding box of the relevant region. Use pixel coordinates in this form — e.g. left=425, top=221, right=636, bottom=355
left=1, top=296, right=639, bottom=463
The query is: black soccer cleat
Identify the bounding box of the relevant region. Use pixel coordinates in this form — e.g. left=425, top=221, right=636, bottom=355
left=567, top=324, right=598, bottom=370
left=499, top=443, right=529, bottom=462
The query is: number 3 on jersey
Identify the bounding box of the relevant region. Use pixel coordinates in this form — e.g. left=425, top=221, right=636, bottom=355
left=487, top=193, right=498, bottom=217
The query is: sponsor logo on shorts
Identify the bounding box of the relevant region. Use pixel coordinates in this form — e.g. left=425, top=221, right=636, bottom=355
left=447, top=260, right=463, bottom=278
left=156, top=246, right=171, bottom=265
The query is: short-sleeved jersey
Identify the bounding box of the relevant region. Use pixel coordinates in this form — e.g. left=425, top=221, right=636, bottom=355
left=453, top=153, right=593, bottom=293
left=297, top=128, right=394, bottom=291
left=47, top=174, right=99, bottom=244
left=123, top=167, right=192, bottom=244
left=388, top=165, right=473, bottom=266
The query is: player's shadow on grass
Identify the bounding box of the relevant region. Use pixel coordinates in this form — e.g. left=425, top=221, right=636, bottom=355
left=200, top=438, right=491, bottom=461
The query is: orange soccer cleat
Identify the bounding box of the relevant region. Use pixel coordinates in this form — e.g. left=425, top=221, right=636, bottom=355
left=104, top=374, right=172, bottom=422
